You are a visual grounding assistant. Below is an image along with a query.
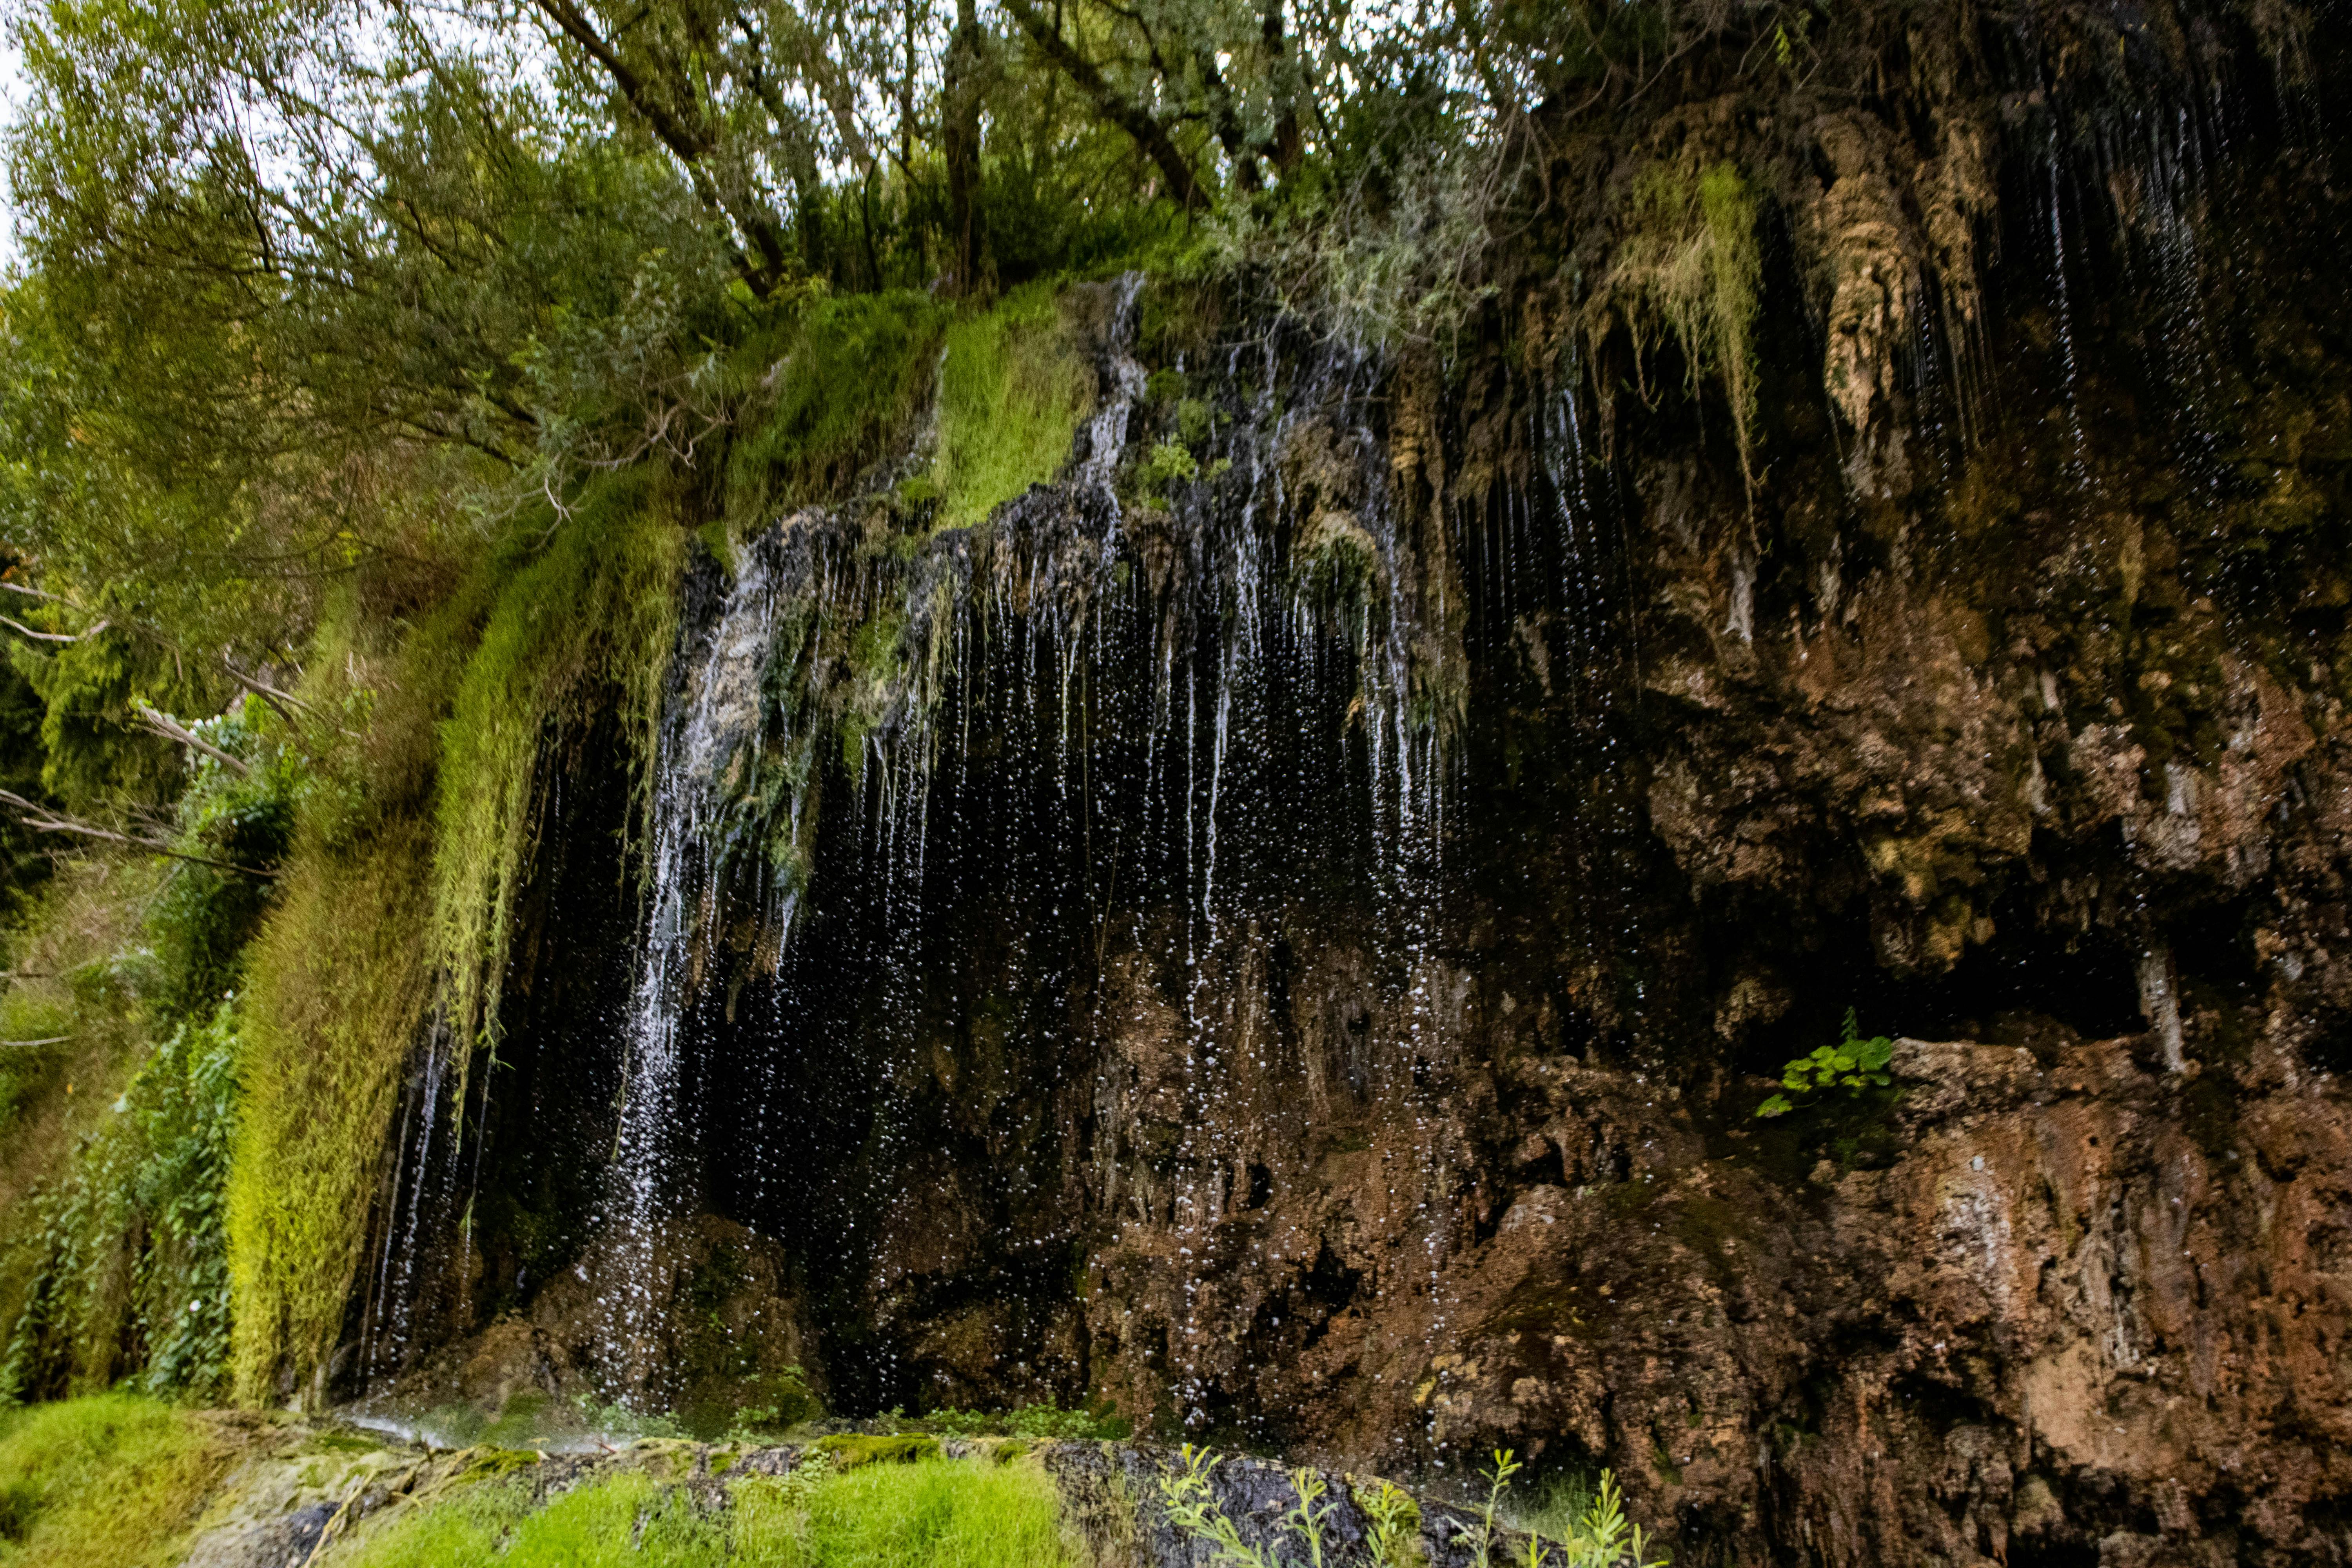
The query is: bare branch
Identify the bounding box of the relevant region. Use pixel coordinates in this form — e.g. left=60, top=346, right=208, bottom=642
left=134, top=701, right=252, bottom=776
left=0, top=612, right=107, bottom=644
left=0, top=789, right=276, bottom=878
left=1001, top=0, right=1210, bottom=209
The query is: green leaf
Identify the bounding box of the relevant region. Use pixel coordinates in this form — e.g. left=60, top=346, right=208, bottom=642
left=1755, top=1094, right=1793, bottom=1119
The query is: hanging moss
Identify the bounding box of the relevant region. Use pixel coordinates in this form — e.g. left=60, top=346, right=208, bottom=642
left=1590, top=159, right=1763, bottom=483
left=429, top=467, right=688, bottom=1079
left=227, top=815, right=433, bottom=1407
left=227, top=476, right=686, bottom=1407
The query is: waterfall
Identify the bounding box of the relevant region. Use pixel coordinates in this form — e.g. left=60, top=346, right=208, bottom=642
left=592, top=546, right=782, bottom=1404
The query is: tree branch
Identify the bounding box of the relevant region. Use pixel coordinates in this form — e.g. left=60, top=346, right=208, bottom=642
left=1000, top=0, right=1210, bottom=209
left=133, top=701, right=251, bottom=776
left=0, top=791, right=276, bottom=878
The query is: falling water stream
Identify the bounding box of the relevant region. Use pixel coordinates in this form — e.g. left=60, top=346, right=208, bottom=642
left=595, top=548, right=782, bottom=1402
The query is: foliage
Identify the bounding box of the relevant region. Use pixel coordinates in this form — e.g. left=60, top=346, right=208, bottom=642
left=225, top=596, right=457, bottom=1407
left=722, top=1365, right=826, bottom=1437
left=227, top=816, right=433, bottom=1406
left=1160, top=1446, right=1274, bottom=1568
left=430, top=474, right=687, bottom=1076
left=770, top=1452, right=1074, bottom=1567
left=729, top=292, right=954, bottom=521
left=1756, top=1009, right=1896, bottom=1118
left=0, top=867, right=241, bottom=1405
left=321, top=1468, right=731, bottom=1568
left=319, top=1450, right=1071, bottom=1568
left=0, top=1394, right=242, bottom=1567
left=1137, top=441, right=1201, bottom=496
left=1468, top=1447, right=1523, bottom=1568
left=147, top=698, right=303, bottom=1019
left=1511, top=1470, right=1668, bottom=1568
left=1356, top=1478, right=1423, bottom=1568
left=1461, top=1451, right=1669, bottom=1568
left=5, top=624, right=185, bottom=817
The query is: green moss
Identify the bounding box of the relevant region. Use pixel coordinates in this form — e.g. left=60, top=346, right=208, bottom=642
left=229, top=812, right=434, bottom=1407
left=328, top=1468, right=739, bottom=1568
left=929, top=284, right=1094, bottom=529
left=729, top=291, right=953, bottom=521
left=811, top=1433, right=941, bottom=1468
left=1592, top=159, right=1762, bottom=482
left=755, top=1453, right=1074, bottom=1567
left=316, top=1449, right=1070, bottom=1568
left=230, top=478, right=683, bottom=1406
left=0, top=1394, right=244, bottom=1568
left=920, top=1403, right=1129, bottom=1441
left=430, top=468, right=688, bottom=1081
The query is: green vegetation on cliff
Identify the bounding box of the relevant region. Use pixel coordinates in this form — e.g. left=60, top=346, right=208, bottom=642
left=0, top=1395, right=242, bottom=1567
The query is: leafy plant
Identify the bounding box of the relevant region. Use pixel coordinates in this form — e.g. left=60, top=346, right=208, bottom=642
left=1473, top=1452, right=1669, bottom=1568
left=1137, top=440, right=1201, bottom=496
left=1756, top=1009, right=1896, bottom=1118
left=1535, top=1470, right=1669, bottom=1568
left=1283, top=1467, right=1340, bottom=1568
left=1158, top=1445, right=1274, bottom=1568
left=1471, top=1448, right=1523, bottom=1568
left=1357, top=1478, right=1423, bottom=1568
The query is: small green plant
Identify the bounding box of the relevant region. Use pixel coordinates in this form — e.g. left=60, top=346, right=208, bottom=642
left=1357, top=1477, right=1423, bottom=1568
left=1138, top=440, right=1200, bottom=495
left=1756, top=1009, right=1896, bottom=1118
left=1158, top=1445, right=1274, bottom=1568
left=1283, top=1466, right=1339, bottom=1568
left=1544, top=1470, right=1669, bottom=1568
left=1474, top=1453, right=1669, bottom=1568
left=1471, top=1448, right=1523, bottom=1568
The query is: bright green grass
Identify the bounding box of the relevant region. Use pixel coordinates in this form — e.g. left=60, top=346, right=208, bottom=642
left=0, top=1395, right=240, bottom=1568
left=929, top=284, right=1093, bottom=529
left=323, top=1469, right=733, bottom=1567
left=771, top=1456, right=1073, bottom=1568
left=323, top=1452, right=1071, bottom=1568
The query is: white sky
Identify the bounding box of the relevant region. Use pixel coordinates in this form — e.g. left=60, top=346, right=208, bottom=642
left=0, top=34, right=24, bottom=271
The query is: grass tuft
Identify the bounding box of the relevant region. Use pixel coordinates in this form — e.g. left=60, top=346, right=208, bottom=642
left=0, top=1394, right=242, bottom=1568
left=929, top=284, right=1094, bottom=529
left=752, top=1453, right=1073, bottom=1568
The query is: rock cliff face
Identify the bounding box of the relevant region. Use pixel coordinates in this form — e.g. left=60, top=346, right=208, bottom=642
left=363, top=38, right=2352, bottom=1568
